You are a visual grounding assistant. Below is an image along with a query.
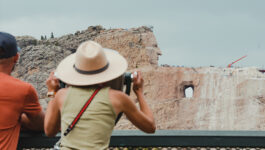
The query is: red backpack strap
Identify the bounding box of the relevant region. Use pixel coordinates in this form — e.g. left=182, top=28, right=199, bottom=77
left=64, top=86, right=102, bottom=136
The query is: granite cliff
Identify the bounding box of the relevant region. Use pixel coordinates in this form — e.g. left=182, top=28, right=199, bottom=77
left=13, top=26, right=265, bottom=130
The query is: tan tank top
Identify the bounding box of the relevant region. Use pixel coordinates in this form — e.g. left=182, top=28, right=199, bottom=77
left=60, top=86, right=116, bottom=150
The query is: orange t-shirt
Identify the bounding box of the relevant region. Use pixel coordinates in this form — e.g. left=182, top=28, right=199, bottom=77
left=0, top=73, right=42, bottom=150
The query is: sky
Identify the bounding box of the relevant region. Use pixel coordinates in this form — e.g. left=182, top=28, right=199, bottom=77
left=1, top=0, right=265, bottom=68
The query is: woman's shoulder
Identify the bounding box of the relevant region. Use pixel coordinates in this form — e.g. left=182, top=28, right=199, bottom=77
left=108, top=88, right=132, bottom=106
left=56, top=87, right=69, bottom=96
left=55, top=88, right=69, bottom=108
left=109, top=88, right=128, bottom=98
left=108, top=88, right=130, bottom=115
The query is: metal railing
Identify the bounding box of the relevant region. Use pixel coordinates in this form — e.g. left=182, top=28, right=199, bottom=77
left=18, top=130, right=265, bottom=149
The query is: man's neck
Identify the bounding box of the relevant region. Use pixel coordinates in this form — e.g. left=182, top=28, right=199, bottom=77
left=0, top=65, right=12, bottom=75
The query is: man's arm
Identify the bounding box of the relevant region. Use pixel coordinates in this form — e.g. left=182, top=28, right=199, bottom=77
left=21, top=85, right=45, bottom=131
left=21, top=111, right=44, bottom=131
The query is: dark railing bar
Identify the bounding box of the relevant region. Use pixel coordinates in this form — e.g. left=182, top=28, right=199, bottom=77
left=18, top=130, right=265, bottom=149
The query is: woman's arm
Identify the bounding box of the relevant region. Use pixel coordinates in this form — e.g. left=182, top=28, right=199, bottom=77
left=111, top=71, right=156, bottom=133
left=44, top=95, right=61, bottom=137
left=44, top=71, right=62, bottom=137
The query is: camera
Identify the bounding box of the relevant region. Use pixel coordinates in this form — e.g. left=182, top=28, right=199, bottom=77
left=58, top=72, right=136, bottom=95
left=106, top=72, right=136, bottom=95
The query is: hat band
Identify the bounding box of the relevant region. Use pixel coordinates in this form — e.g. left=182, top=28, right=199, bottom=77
left=73, top=63, right=109, bottom=74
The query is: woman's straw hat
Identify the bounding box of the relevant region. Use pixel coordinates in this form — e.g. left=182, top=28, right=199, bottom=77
left=55, top=41, right=128, bottom=86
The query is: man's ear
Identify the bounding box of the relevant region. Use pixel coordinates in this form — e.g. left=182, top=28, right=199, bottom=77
left=14, top=53, right=19, bottom=63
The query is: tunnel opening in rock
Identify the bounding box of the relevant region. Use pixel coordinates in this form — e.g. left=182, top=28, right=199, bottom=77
left=184, top=85, right=194, bottom=98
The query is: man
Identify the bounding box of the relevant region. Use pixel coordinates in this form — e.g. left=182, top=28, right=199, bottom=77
left=0, top=32, right=44, bottom=150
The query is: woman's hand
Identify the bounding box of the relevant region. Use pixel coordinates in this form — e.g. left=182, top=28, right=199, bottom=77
left=46, top=71, right=60, bottom=92
left=132, top=71, right=144, bottom=95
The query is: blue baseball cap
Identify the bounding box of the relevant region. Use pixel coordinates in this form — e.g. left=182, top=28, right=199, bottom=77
left=0, top=32, right=21, bottom=59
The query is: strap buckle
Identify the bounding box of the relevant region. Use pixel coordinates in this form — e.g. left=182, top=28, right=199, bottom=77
left=64, top=127, right=71, bottom=136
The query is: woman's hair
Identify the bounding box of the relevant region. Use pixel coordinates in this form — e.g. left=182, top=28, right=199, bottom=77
left=103, top=75, right=124, bottom=91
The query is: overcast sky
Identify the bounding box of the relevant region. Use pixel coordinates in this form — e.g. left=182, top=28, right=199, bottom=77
left=1, top=0, right=264, bottom=68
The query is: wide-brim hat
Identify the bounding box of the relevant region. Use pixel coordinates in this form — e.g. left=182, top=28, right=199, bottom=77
left=56, top=41, right=128, bottom=86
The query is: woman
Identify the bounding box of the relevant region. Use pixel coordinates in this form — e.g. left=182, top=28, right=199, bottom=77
left=44, top=41, right=155, bottom=150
